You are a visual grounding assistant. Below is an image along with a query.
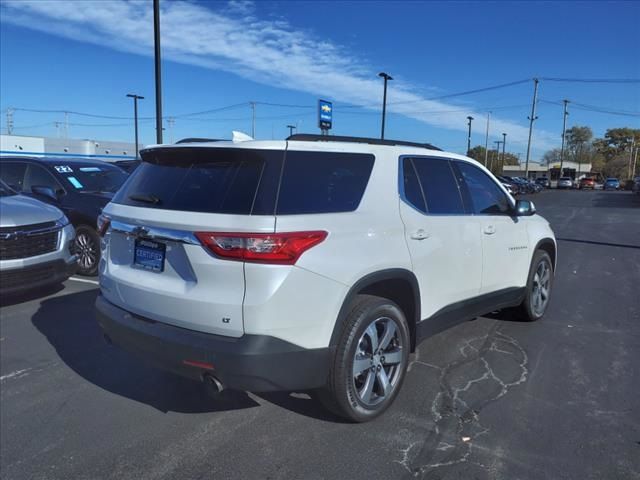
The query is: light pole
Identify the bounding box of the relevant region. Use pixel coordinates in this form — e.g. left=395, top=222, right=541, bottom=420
left=466, top=116, right=474, bottom=154
left=501, top=132, right=507, bottom=173
left=378, top=72, right=393, bottom=139
left=287, top=124, right=296, bottom=137
left=484, top=112, right=491, bottom=166
left=153, top=0, right=163, bottom=144
left=126, top=94, right=144, bottom=158
left=492, top=140, right=503, bottom=172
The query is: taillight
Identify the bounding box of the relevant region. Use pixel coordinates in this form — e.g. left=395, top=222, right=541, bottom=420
left=97, top=214, right=111, bottom=237
left=194, top=231, right=328, bottom=265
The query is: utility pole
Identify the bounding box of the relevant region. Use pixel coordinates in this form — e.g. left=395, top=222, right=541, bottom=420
left=153, top=0, right=163, bottom=144
left=126, top=94, right=144, bottom=158
left=466, top=116, right=474, bottom=154
left=250, top=102, right=256, bottom=138
left=6, top=108, right=14, bottom=134
left=501, top=132, right=507, bottom=174
left=484, top=111, right=491, bottom=167
left=287, top=124, right=296, bottom=137
left=378, top=72, right=393, bottom=139
left=559, top=99, right=569, bottom=180
left=633, top=144, right=638, bottom=178
left=524, top=78, right=539, bottom=178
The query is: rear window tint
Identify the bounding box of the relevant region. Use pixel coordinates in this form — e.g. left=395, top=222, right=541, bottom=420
left=276, top=151, right=374, bottom=214
left=113, top=148, right=283, bottom=215
left=113, top=147, right=374, bottom=215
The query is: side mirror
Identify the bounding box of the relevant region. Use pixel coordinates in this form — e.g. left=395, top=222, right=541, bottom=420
left=31, top=185, right=58, bottom=201
left=515, top=199, right=536, bottom=216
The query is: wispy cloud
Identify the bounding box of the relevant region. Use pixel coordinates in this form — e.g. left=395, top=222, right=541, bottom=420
left=0, top=0, right=555, bottom=151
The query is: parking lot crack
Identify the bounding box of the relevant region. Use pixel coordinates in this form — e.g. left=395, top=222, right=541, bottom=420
left=397, top=327, right=529, bottom=478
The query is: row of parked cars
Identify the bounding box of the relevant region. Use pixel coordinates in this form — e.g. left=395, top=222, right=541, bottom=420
left=557, top=176, right=624, bottom=190
left=497, top=175, right=546, bottom=195
left=0, top=156, right=131, bottom=296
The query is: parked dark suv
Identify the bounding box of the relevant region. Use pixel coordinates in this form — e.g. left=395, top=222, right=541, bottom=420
left=0, top=157, right=128, bottom=275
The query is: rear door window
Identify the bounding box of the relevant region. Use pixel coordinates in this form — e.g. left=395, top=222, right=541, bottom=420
left=276, top=151, right=374, bottom=214
left=113, top=148, right=283, bottom=215
left=410, top=157, right=465, bottom=214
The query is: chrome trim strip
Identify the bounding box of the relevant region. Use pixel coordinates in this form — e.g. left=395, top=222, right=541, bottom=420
left=0, top=225, right=62, bottom=239
left=109, top=220, right=201, bottom=245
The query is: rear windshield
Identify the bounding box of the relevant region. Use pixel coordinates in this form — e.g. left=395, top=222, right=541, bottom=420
left=112, top=147, right=374, bottom=215
left=113, top=148, right=278, bottom=215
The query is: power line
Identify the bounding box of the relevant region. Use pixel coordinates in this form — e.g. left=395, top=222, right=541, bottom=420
left=338, top=78, right=532, bottom=109
left=540, top=77, right=640, bottom=84
left=540, top=99, right=640, bottom=117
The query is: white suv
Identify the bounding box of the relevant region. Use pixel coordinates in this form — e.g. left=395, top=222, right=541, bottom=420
left=95, top=135, right=556, bottom=422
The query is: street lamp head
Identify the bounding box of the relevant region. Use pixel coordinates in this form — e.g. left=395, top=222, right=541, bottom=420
left=127, top=94, right=144, bottom=100
left=378, top=72, right=393, bottom=81
left=467, top=116, right=474, bottom=121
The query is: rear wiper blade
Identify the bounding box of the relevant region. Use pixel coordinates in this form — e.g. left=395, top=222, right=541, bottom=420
left=129, top=193, right=161, bottom=205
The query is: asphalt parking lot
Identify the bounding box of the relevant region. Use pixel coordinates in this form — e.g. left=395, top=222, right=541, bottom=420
left=1, top=190, right=639, bottom=480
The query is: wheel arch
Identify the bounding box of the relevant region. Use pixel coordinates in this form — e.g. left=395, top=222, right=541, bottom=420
left=534, top=238, right=557, bottom=271
left=329, top=269, right=421, bottom=352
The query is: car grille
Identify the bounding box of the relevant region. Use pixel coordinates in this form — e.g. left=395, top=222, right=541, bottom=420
left=0, top=222, right=60, bottom=260
left=0, top=263, right=58, bottom=291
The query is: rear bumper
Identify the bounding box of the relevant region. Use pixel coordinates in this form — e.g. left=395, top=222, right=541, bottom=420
left=0, top=258, right=77, bottom=296
left=95, top=295, right=332, bottom=392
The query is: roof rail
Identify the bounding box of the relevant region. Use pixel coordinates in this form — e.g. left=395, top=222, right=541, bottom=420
left=286, top=134, right=442, bottom=151
left=175, top=137, right=224, bottom=144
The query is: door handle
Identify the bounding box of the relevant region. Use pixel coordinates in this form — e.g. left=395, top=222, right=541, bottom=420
left=483, top=225, right=496, bottom=235
left=410, top=229, right=430, bottom=240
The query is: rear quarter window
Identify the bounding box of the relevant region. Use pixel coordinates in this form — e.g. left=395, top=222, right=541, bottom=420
left=276, top=151, right=374, bottom=214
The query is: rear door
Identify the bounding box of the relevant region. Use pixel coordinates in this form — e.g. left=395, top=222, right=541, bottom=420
left=399, top=157, right=482, bottom=320
left=100, top=145, right=284, bottom=337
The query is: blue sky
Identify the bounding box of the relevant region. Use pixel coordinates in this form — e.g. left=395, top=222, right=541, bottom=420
left=1, top=0, right=639, bottom=160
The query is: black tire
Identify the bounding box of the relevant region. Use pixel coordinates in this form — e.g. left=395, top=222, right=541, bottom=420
left=318, top=294, right=410, bottom=422
left=517, top=250, right=553, bottom=321
left=74, top=225, right=100, bottom=276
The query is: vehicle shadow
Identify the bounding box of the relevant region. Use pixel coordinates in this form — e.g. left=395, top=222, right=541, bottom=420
left=592, top=191, right=640, bottom=209
left=255, top=391, right=346, bottom=423
left=31, top=289, right=260, bottom=414
left=0, top=283, right=65, bottom=307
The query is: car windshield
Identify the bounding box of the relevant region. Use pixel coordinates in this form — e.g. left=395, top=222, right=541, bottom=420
left=0, top=179, right=16, bottom=196
left=560, top=177, right=571, bottom=181
left=606, top=178, right=617, bottom=182
left=53, top=163, right=128, bottom=193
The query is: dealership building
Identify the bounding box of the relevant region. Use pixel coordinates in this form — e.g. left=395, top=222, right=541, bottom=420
left=0, top=134, right=140, bottom=162
left=503, top=160, right=593, bottom=180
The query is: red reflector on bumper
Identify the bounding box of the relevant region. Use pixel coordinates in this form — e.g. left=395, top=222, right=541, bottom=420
left=182, top=360, right=215, bottom=370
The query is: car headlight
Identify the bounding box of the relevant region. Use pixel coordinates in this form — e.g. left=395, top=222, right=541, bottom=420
left=55, top=214, right=70, bottom=228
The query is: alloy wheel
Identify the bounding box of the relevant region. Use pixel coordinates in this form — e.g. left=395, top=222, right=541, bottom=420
left=531, top=259, right=551, bottom=316
left=76, top=232, right=98, bottom=271
left=352, top=316, right=405, bottom=407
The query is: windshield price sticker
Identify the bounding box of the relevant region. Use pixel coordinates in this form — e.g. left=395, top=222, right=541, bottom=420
left=54, top=165, right=73, bottom=173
